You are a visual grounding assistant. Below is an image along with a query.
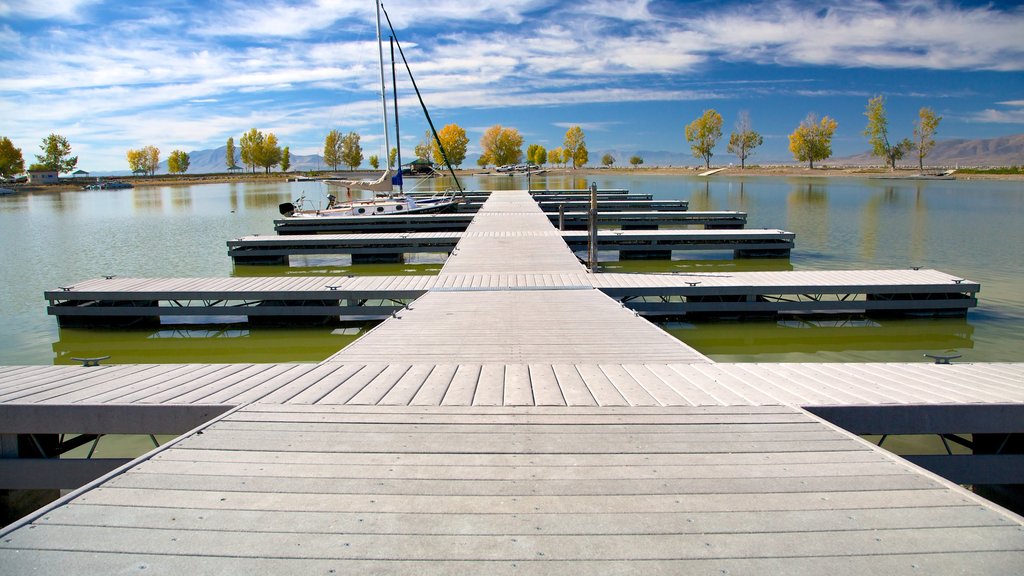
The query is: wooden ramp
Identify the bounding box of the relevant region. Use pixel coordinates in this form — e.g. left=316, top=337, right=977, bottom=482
left=3, top=405, right=1023, bottom=574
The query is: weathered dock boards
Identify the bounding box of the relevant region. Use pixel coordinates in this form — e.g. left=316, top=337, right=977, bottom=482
left=45, top=268, right=979, bottom=325
left=227, top=229, right=795, bottom=265
left=3, top=362, right=1022, bottom=411
left=273, top=210, right=748, bottom=234
left=227, top=231, right=463, bottom=264
left=9, top=189, right=1021, bottom=574
left=595, top=268, right=978, bottom=316
left=562, top=228, right=795, bottom=258
left=3, top=405, right=1023, bottom=574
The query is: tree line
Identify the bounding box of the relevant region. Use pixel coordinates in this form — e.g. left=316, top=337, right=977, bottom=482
left=683, top=97, right=941, bottom=170
left=0, top=98, right=944, bottom=181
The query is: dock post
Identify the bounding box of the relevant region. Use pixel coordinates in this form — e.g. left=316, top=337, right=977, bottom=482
left=588, top=182, right=598, bottom=271
left=558, top=203, right=565, bottom=231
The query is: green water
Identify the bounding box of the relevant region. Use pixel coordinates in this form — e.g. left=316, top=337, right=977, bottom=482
left=1, top=174, right=1021, bottom=365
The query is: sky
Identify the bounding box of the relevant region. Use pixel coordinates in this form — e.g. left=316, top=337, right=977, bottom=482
left=2, top=0, right=1023, bottom=171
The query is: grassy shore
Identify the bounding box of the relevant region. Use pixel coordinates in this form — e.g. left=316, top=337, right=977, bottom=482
left=7, top=165, right=1022, bottom=194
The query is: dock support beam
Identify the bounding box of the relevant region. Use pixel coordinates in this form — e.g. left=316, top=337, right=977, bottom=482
left=587, top=183, right=598, bottom=271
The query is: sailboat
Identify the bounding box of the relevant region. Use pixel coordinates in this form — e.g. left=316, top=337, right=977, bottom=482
left=279, top=1, right=461, bottom=219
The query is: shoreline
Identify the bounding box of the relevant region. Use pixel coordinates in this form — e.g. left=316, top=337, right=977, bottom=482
left=6, top=166, right=1021, bottom=194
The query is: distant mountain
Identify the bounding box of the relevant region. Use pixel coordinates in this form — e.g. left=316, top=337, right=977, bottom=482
left=830, top=134, right=1024, bottom=167
left=155, top=145, right=327, bottom=175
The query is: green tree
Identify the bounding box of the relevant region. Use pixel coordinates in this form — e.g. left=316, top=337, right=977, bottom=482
left=629, top=155, right=644, bottom=168
left=167, top=150, right=190, bottom=174
left=368, top=154, right=379, bottom=170
left=240, top=129, right=263, bottom=173
left=432, top=123, right=469, bottom=168
left=684, top=109, right=723, bottom=169
left=480, top=125, right=523, bottom=166
left=865, top=95, right=912, bottom=171
left=280, top=146, right=291, bottom=172
left=35, top=133, right=77, bottom=173
left=225, top=137, right=238, bottom=170
left=914, top=107, right=942, bottom=171
left=789, top=113, right=838, bottom=169
left=563, top=125, right=587, bottom=169
left=526, top=144, right=547, bottom=166
left=0, top=136, right=25, bottom=177
left=601, top=153, right=615, bottom=167
left=726, top=111, right=763, bottom=169
left=323, top=130, right=342, bottom=171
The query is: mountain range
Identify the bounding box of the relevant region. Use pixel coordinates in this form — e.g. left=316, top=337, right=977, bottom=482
left=98, top=134, right=1023, bottom=176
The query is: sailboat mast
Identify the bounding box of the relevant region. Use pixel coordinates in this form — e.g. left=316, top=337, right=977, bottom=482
left=376, top=0, right=391, bottom=169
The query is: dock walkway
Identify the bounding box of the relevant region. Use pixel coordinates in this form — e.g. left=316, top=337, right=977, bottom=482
left=3, top=190, right=1022, bottom=573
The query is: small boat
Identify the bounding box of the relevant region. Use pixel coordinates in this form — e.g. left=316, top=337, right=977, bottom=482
left=279, top=189, right=460, bottom=217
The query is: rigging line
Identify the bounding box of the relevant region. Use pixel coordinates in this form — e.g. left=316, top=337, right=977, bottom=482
left=379, top=3, right=464, bottom=194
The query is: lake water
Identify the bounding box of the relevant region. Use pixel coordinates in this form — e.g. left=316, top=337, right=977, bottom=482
left=1, top=173, right=1022, bottom=365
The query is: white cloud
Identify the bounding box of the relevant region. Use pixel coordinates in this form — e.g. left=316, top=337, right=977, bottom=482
left=0, top=0, right=101, bottom=21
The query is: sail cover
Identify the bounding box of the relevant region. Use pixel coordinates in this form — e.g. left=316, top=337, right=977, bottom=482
left=326, top=169, right=395, bottom=192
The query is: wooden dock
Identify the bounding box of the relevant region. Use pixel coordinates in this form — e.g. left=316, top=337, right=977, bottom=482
left=45, top=268, right=978, bottom=326
left=274, top=210, right=748, bottom=234
left=4, top=190, right=1022, bottom=573
left=228, top=229, right=794, bottom=264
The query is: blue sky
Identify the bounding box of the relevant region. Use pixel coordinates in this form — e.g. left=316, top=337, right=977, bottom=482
left=2, top=0, right=1023, bottom=171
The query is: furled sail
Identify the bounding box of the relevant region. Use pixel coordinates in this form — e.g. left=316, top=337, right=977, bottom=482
left=326, top=168, right=395, bottom=193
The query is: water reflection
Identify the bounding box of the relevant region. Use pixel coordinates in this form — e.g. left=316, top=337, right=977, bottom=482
left=666, top=317, right=975, bottom=361
left=787, top=182, right=828, bottom=248
left=52, top=325, right=373, bottom=364
left=133, top=187, right=163, bottom=212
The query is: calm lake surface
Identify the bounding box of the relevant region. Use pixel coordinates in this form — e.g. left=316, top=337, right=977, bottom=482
left=1, top=173, right=1022, bottom=365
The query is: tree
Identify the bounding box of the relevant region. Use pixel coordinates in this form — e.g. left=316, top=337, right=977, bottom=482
left=548, top=147, right=564, bottom=167
left=323, top=130, right=342, bottom=171
left=415, top=131, right=433, bottom=164
left=480, top=125, right=523, bottom=166
left=601, top=153, right=615, bottom=167
left=432, top=123, right=469, bottom=168
left=629, top=155, right=644, bottom=168
left=340, top=131, right=363, bottom=170
left=0, top=136, right=25, bottom=177
left=35, top=133, right=77, bottom=173
left=167, top=150, right=190, bottom=174
left=789, top=113, right=838, bottom=169
left=914, top=107, right=942, bottom=171
left=726, top=111, right=763, bottom=169
left=563, top=126, right=587, bottom=169
left=684, top=109, right=723, bottom=169
left=240, top=129, right=263, bottom=173
left=864, top=95, right=912, bottom=171
left=225, top=137, right=238, bottom=171
left=139, top=145, right=160, bottom=176
left=369, top=154, right=379, bottom=170
left=388, top=147, right=397, bottom=169
left=526, top=144, right=547, bottom=166
left=126, top=148, right=146, bottom=174
left=280, top=146, right=291, bottom=172
left=256, top=133, right=281, bottom=173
